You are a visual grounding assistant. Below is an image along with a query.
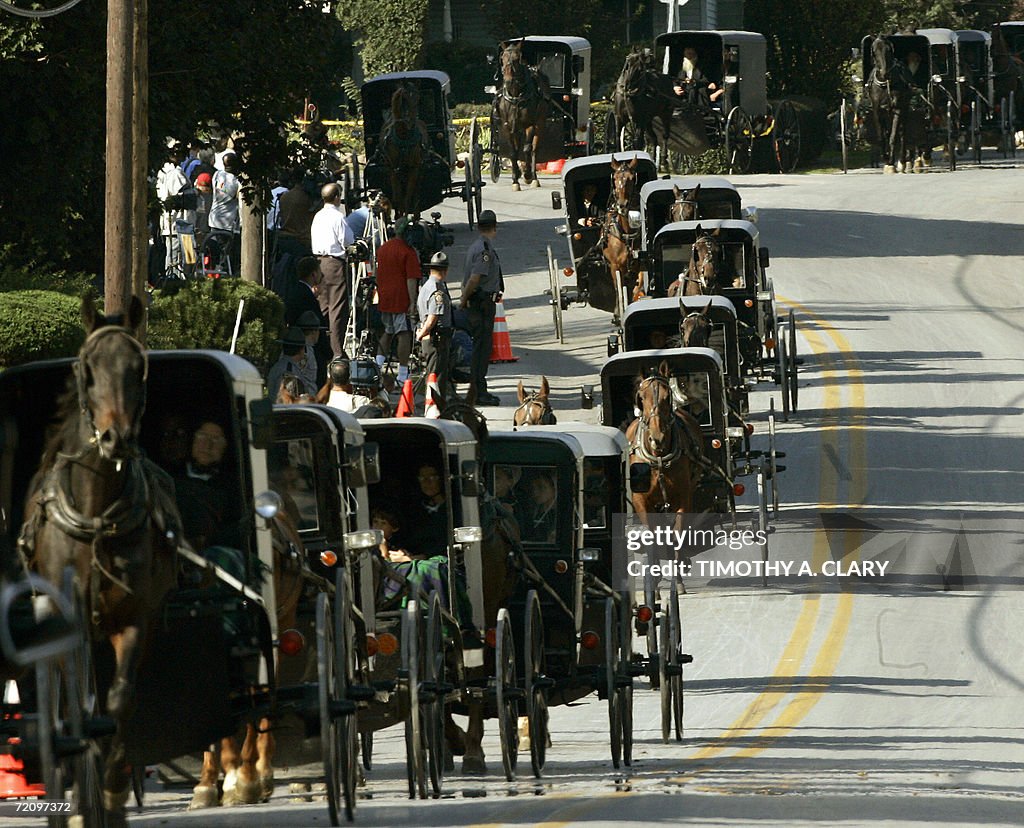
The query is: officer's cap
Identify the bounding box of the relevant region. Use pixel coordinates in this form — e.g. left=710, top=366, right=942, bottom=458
left=478, top=209, right=498, bottom=228
left=429, top=251, right=450, bottom=269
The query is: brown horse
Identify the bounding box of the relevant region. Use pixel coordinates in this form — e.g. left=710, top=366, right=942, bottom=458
left=494, top=40, right=551, bottom=191
left=437, top=403, right=521, bottom=775
left=679, top=301, right=713, bottom=347
left=190, top=510, right=307, bottom=808
left=600, top=156, right=645, bottom=304
left=626, top=363, right=705, bottom=531
left=667, top=225, right=727, bottom=297
left=378, top=85, right=430, bottom=219
left=18, top=295, right=178, bottom=826
left=668, top=183, right=701, bottom=223
left=513, top=377, right=556, bottom=428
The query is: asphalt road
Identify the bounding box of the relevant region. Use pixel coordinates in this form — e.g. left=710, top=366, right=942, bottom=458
left=19, top=152, right=1024, bottom=828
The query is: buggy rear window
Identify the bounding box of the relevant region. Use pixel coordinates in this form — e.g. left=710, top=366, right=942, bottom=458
left=269, top=438, right=320, bottom=532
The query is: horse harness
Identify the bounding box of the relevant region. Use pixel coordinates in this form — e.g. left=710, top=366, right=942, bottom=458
left=513, top=393, right=556, bottom=428
left=76, top=325, right=149, bottom=445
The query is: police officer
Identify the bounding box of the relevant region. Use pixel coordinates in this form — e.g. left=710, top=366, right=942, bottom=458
left=417, top=252, right=456, bottom=405
left=459, top=209, right=503, bottom=406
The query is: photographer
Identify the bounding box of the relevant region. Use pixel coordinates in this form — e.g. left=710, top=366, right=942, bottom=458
left=417, top=252, right=456, bottom=405
left=459, top=209, right=503, bottom=407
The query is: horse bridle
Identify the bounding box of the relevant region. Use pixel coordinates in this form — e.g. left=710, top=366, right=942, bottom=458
left=633, top=376, right=682, bottom=465
left=74, top=325, right=148, bottom=452
left=675, top=234, right=721, bottom=292
left=513, top=393, right=556, bottom=429
left=679, top=311, right=710, bottom=346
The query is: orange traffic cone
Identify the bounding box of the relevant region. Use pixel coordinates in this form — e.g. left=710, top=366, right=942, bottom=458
left=424, top=373, right=441, bottom=419
left=395, top=378, right=415, bottom=417
left=489, top=301, right=519, bottom=364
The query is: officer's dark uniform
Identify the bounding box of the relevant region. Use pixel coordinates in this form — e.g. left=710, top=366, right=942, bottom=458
left=418, top=254, right=455, bottom=403
left=462, top=211, right=503, bottom=405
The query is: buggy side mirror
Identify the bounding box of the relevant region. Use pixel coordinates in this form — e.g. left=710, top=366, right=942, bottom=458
left=551, top=191, right=562, bottom=210
left=345, top=443, right=380, bottom=487
left=573, top=55, right=585, bottom=75
left=460, top=459, right=481, bottom=497
left=629, top=462, right=652, bottom=494
left=249, top=397, right=274, bottom=450
left=580, top=384, right=595, bottom=409
left=742, top=205, right=759, bottom=224
left=607, top=334, right=620, bottom=358
left=430, top=211, right=441, bottom=221
left=957, top=75, right=966, bottom=83
left=0, top=576, right=79, bottom=667
left=932, top=74, right=943, bottom=84
left=362, top=442, right=381, bottom=485
left=758, top=247, right=770, bottom=269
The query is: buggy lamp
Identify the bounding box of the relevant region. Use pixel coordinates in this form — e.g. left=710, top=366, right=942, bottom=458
left=744, top=299, right=754, bottom=308
left=765, top=337, right=776, bottom=349
left=484, top=85, right=497, bottom=95
left=636, top=605, right=654, bottom=624
left=733, top=483, right=746, bottom=496
left=454, top=526, right=483, bottom=544
left=957, top=75, right=966, bottom=84
left=578, top=547, right=600, bottom=562
left=932, top=74, right=943, bottom=84
left=456, top=159, right=465, bottom=168
left=756, top=291, right=772, bottom=301
left=628, top=210, right=641, bottom=229
left=320, top=550, right=338, bottom=567
left=711, top=439, right=723, bottom=449
left=377, top=632, right=399, bottom=656
left=554, top=559, right=569, bottom=574
left=563, top=95, right=572, bottom=102
left=746, top=423, right=755, bottom=436
left=727, top=427, right=745, bottom=439
left=573, top=232, right=583, bottom=240
left=278, top=629, right=305, bottom=656
left=580, top=630, right=600, bottom=650
left=556, top=224, right=568, bottom=235
left=365, top=634, right=380, bottom=657
left=485, top=628, right=497, bottom=648
left=563, top=267, right=574, bottom=277
left=255, top=490, right=282, bottom=520
left=345, top=529, right=383, bottom=551
left=743, top=206, right=760, bottom=224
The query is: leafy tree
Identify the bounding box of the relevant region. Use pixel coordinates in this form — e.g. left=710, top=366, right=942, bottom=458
left=336, top=0, right=429, bottom=78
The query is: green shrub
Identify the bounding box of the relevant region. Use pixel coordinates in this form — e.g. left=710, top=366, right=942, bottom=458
left=147, top=279, right=285, bottom=375
left=0, top=290, right=85, bottom=368
left=0, top=244, right=96, bottom=297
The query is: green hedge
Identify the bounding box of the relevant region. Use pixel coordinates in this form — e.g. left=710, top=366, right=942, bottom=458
left=0, top=245, right=96, bottom=297
left=0, top=290, right=86, bottom=368
left=147, top=279, right=285, bottom=374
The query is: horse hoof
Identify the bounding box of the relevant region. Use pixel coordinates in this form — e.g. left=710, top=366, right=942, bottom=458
left=260, top=773, right=274, bottom=802
left=518, top=715, right=531, bottom=751
left=511, top=182, right=521, bottom=192
left=222, top=778, right=261, bottom=806
left=103, top=790, right=130, bottom=827
left=530, top=179, right=540, bottom=188
left=462, top=755, right=488, bottom=775
left=883, top=165, right=895, bottom=174
left=188, top=785, right=220, bottom=810
left=106, top=678, right=131, bottom=717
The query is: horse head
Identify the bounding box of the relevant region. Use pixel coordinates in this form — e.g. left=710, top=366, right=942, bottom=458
left=689, top=224, right=724, bottom=293
left=609, top=155, right=639, bottom=212
left=670, top=183, right=700, bottom=223
left=635, top=363, right=674, bottom=448
left=390, top=84, right=419, bottom=134
left=76, top=294, right=147, bottom=462
left=513, top=376, right=556, bottom=428
left=871, top=35, right=895, bottom=82
left=276, top=375, right=315, bottom=405
left=680, top=300, right=713, bottom=347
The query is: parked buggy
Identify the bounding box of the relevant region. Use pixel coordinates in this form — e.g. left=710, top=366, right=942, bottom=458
left=484, top=429, right=638, bottom=772
left=361, top=70, right=484, bottom=228
left=486, top=36, right=593, bottom=182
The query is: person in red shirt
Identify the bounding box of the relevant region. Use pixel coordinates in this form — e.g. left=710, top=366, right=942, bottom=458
left=375, top=216, right=422, bottom=384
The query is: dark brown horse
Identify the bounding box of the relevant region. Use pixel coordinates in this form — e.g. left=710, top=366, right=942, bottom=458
left=18, top=296, right=178, bottom=826
left=190, top=510, right=307, bottom=808
left=612, top=47, right=675, bottom=158
left=668, top=183, right=701, bottom=223
left=600, top=156, right=644, bottom=305
left=668, top=225, right=728, bottom=297
left=866, top=34, right=915, bottom=173
left=626, top=363, right=705, bottom=531
left=513, top=376, right=556, bottom=428
left=494, top=40, right=550, bottom=191
left=378, top=85, right=430, bottom=218
left=679, top=301, right=713, bottom=347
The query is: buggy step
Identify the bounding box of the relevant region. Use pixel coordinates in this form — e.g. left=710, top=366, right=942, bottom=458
left=626, top=662, right=648, bottom=677
left=371, top=679, right=397, bottom=693
left=347, top=684, right=377, bottom=702
left=530, top=676, right=556, bottom=690
left=329, top=699, right=357, bottom=719
left=86, top=715, right=117, bottom=740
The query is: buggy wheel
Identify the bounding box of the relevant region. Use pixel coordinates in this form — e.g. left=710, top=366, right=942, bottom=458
left=605, top=597, right=622, bottom=769
left=769, top=398, right=780, bottom=518
left=424, top=592, right=445, bottom=798
left=757, top=465, right=771, bottom=587
left=604, top=109, right=619, bottom=153
left=547, top=245, right=564, bottom=344
left=316, top=592, right=342, bottom=826
left=787, top=309, right=799, bottom=412
left=495, top=608, right=519, bottom=782
left=946, top=101, right=957, bottom=172
left=489, top=115, right=502, bottom=183
left=970, top=101, right=982, bottom=163
left=466, top=118, right=479, bottom=229
left=658, top=614, right=671, bottom=743
left=1010, top=91, right=1017, bottom=159
left=523, top=590, right=548, bottom=777
left=668, top=579, right=683, bottom=741
left=334, top=570, right=358, bottom=821
left=619, top=590, right=634, bottom=767
left=777, top=330, right=790, bottom=422
left=773, top=100, right=801, bottom=173
left=470, top=120, right=484, bottom=218
left=645, top=576, right=659, bottom=690
left=401, top=600, right=427, bottom=800
left=725, top=107, right=753, bottom=174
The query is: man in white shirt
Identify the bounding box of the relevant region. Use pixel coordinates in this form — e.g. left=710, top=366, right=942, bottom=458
left=310, top=182, right=354, bottom=358
left=324, top=358, right=372, bottom=413
left=156, top=143, right=194, bottom=276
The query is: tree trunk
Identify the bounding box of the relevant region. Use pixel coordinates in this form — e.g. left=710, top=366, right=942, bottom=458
left=131, top=0, right=149, bottom=340
left=241, top=180, right=263, bottom=284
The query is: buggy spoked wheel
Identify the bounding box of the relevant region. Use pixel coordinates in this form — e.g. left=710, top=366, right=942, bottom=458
left=773, top=100, right=801, bottom=173
left=334, top=570, right=358, bottom=820
left=604, top=110, right=619, bottom=153
left=1010, top=92, right=1017, bottom=159
left=725, top=107, right=753, bottom=174
left=471, top=121, right=484, bottom=218
left=757, top=465, right=771, bottom=587
left=658, top=613, right=671, bottom=743
left=494, top=608, right=519, bottom=782
left=768, top=398, right=781, bottom=518
left=970, top=101, right=982, bottom=163
left=317, top=592, right=342, bottom=825
left=645, top=576, right=659, bottom=690
left=466, top=118, right=480, bottom=229
left=606, top=597, right=623, bottom=768
left=424, top=592, right=446, bottom=798
left=523, top=590, right=548, bottom=777
left=777, top=329, right=790, bottom=422
left=786, top=309, right=799, bottom=412
left=619, top=590, right=634, bottom=767
left=547, top=245, right=564, bottom=344
left=667, top=579, right=684, bottom=741
left=946, top=101, right=957, bottom=172
left=489, top=115, right=502, bottom=184
left=401, top=600, right=427, bottom=800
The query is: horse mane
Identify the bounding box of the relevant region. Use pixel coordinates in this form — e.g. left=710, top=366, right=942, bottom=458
left=33, top=373, right=81, bottom=487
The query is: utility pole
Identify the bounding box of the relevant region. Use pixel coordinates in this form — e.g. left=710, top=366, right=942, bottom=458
left=131, top=0, right=149, bottom=331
